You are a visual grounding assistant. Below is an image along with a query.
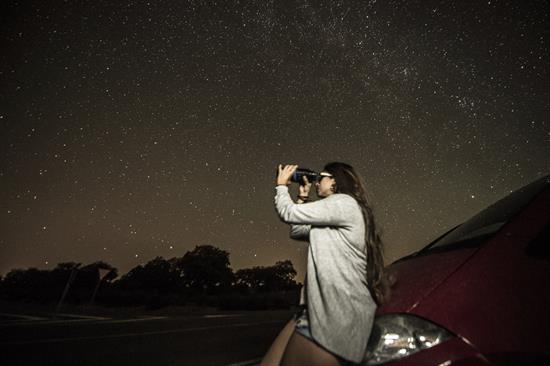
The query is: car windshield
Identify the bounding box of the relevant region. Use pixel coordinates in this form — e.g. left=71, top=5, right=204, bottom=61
left=420, top=175, right=550, bottom=253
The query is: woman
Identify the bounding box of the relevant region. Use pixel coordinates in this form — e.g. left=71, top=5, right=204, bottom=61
left=260, top=162, right=390, bottom=366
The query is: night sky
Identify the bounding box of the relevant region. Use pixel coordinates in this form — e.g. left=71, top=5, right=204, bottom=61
left=1, top=0, right=549, bottom=280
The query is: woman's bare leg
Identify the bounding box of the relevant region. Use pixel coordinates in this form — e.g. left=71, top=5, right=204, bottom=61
left=259, top=319, right=296, bottom=366
left=280, top=331, right=346, bottom=366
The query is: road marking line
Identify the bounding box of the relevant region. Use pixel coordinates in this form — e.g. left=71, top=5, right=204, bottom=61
left=203, top=314, right=244, bottom=318
left=225, top=358, right=262, bottom=366
left=102, top=316, right=168, bottom=324
left=0, top=320, right=284, bottom=345
left=1, top=318, right=104, bottom=327
left=54, top=313, right=111, bottom=320
left=0, top=313, right=48, bottom=321
left=1, top=316, right=164, bottom=327
left=35, top=319, right=98, bottom=324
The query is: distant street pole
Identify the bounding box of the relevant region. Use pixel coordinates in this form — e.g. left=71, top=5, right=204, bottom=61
left=54, top=263, right=81, bottom=318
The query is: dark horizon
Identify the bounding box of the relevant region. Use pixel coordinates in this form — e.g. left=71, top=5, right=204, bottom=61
left=0, top=244, right=299, bottom=282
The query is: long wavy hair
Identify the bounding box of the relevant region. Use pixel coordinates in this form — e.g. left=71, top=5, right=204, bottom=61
left=323, top=162, right=392, bottom=305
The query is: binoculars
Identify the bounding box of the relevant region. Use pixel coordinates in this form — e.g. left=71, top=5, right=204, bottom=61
left=290, top=168, right=319, bottom=185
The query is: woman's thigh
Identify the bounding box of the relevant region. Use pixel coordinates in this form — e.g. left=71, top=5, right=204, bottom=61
left=280, top=331, right=347, bottom=366
left=259, top=319, right=296, bottom=366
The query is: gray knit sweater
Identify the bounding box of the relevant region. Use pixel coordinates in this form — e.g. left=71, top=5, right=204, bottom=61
left=274, top=185, right=376, bottom=363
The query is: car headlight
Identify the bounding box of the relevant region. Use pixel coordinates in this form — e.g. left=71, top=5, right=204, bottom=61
left=363, top=313, right=454, bottom=365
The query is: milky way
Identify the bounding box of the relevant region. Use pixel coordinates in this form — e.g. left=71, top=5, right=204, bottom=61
left=1, top=0, right=549, bottom=280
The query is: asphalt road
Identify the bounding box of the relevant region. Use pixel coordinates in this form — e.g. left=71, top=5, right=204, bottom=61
left=0, top=309, right=294, bottom=366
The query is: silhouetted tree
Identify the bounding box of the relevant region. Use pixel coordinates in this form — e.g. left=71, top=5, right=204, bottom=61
left=176, top=245, right=234, bottom=294
left=272, top=260, right=298, bottom=289
left=0, top=248, right=301, bottom=309
left=51, top=262, right=81, bottom=287
left=234, top=260, right=298, bottom=293
left=1, top=268, right=56, bottom=302
left=115, top=256, right=181, bottom=293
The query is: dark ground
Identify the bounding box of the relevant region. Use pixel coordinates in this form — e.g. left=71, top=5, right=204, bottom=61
left=0, top=301, right=293, bottom=366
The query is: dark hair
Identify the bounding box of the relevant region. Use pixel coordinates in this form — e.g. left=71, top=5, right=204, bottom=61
left=323, top=162, right=392, bottom=305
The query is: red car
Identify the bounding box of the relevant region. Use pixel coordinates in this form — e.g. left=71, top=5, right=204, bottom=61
left=363, top=175, right=550, bottom=365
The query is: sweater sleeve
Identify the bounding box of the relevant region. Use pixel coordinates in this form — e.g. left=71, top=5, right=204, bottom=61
left=290, top=224, right=311, bottom=241
left=274, top=185, right=353, bottom=227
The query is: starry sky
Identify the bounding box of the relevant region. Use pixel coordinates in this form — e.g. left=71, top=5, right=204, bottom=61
left=1, top=0, right=549, bottom=280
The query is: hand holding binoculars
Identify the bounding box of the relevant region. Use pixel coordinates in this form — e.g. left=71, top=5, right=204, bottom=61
left=278, top=165, right=318, bottom=186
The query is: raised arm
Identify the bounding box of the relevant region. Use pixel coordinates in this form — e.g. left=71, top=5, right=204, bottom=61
left=274, top=185, right=354, bottom=226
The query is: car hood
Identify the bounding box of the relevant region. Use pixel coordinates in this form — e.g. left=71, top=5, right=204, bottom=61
left=377, top=247, right=478, bottom=314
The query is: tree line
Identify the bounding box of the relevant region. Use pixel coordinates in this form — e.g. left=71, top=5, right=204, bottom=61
left=0, top=245, right=301, bottom=310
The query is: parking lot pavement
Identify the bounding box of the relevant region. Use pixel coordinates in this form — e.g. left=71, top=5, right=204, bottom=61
left=0, top=309, right=292, bottom=366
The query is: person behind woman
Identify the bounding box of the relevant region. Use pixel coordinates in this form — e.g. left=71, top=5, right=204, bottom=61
left=260, top=162, right=391, bottom=366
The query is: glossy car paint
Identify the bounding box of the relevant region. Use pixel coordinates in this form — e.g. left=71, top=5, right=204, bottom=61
left=374, top=181, right=550, bottom=365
